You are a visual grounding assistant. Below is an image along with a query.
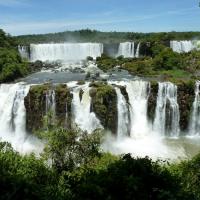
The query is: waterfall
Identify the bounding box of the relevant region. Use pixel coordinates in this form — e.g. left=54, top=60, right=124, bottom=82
left=30, top=43, right=103, bottom=62
left=153, top=82, right=180, bottom=137
left=118, top=42, right=135, bottom=58
left=71, top=84, right=102, bottom=133
left=0, top=83, right=43, bottom=153
left=189, top=81, right=200, bottom=136
left=170, top=40, right=200, bottom=53
left=117, top=42, right=140, bottom=58
left=115, top=87, right=130, bottom=138
left=18, top=45, right=29, bottom=60
left=135, top=42, right=140, bottom=58
left=124, top=80, right=150, bottom=138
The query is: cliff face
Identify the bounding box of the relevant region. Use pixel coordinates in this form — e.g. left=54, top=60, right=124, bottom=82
left=24, top=80, right=197, bottom=135
left=55, top=84, right=72, bottom=128
left=24, top=84, right=49, bottom=132
left=147, top=82, right=158, bottom=123
left=177, top=81, right=195, bottom=132
left=89, top=82, right=118, bottom=134
left=24, top=84, right=72, bottom=133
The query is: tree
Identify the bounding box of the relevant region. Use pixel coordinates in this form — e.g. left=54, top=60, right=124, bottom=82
left=39, top=127, right=102, bottom=173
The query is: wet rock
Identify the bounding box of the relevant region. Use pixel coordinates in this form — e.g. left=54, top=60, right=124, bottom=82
left=89, top=82, right=118, bottom=134
left=177, top=81, right=195, bottom=131
left=147, top=81, right=158, bottom=123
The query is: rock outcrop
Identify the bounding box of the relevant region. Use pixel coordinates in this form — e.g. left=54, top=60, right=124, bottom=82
left=147, top=81, right=158, bottom=123
left=89, top=82, right=118, bottom=133
left=177, top=81, right=195, bottom=131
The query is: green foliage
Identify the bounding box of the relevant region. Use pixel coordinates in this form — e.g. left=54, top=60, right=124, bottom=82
left=38, top=127, right=102, bottom=173
left=15, top=29, right=200, bottom=44
left=153, top=48, right=182, bottom=70
left=0, top=29, right=16, bottom=48
left=0, top=142, right=59, bottom=200
left=0, top=29, right=29, bottom=82
left=1, top=133, right=200, bottom=200
left=68, top=154, right=185, bottom=200
left=171, top=153, right=200, bottom=200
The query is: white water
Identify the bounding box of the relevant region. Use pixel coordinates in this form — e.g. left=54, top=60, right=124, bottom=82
left=115, top=87, right=130, bottom=138
left=30, top=43, right=103, bottom=62
left=124, top=80, right=150, bottom=138
left=18, top=45, right=29, bottom=60
left=170, top=40, right=200, bottom=53
left=0, top=83, right=43, bottom=154
left=117, top=42, right=140, bottom=58
left=118, top=42, right=134, bottom=58
left=71, top=84, right=102, bottom=133
left=153, top=82, right=180, bottom=137
left=0, top=80, right=200, bottom=160
left=135, top=42, right=140, bottom=58
left=189, top=81, right=200, bottom=136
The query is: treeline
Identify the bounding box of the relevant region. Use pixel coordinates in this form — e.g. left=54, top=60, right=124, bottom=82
left=1, top=125, right=200, bottom=200
left=0, top=29, right=29, bottom=82
left=15, top=29, right=200, bottom=45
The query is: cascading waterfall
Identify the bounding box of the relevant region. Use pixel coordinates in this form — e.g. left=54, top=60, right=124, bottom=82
left=18, top=45, right=29, bottom=60
left=115, top=87, right=130, bottom=138
left=153, top=82, right=180, bottom=137
left=71, top=84, right=102, bottom=133
left=30, top=43, right=104, bottom=62
left=0, top=83, right=43, bottom=153
left=117, top=42, right=140, bottom=58
left=170, top=40, right=200, bottom=53
left=135, top=42, right=140, bottom=58
left=118, top=42, right=135, bottom=58
left=189, top=81, right=200, bottom=136
left=124, top=80, right=150, bottom=138
left=0, top=80, right=199, bottom=159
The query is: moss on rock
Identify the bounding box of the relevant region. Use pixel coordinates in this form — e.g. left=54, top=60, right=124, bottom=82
left=55, top=84, right=72, bottom=128
left=89, top=82, right=118, bottom=133
left=25, top=84, right=72, bottom=133
left=147, top=81, right=158, bottom=123
left=177, top=80, right=195, bottom=131
left=24, top=84, right=50, bottom=132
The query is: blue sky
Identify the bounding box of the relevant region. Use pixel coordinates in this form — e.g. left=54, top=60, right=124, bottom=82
left=0, top=0, right=200, bottom=35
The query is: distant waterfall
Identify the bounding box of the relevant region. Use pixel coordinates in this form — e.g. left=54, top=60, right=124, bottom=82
left=153, top=82, right=180, bottom=137
left=117, top=42, right=140, bottom=58
left=18, top=45, right=29, bottom=60
left=135, top=42, right=140, bottom=58
left=189, top=81, right=200, bottom=136
left=170, top=40, right=200, bottom=53
left=125, top=80, right=150, bottom=138
left=115, top=87, right=130, bottom=138
left=118, top=42, right=135, bottom=58
left=71, top=85, right=102, bottom=133
left=30, top=43, right=103, bottom=62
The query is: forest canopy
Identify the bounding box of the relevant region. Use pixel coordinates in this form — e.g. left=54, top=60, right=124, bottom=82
left=15, top=29, right=200, bottom=45
left=0, top=29, right=29, bottom=82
